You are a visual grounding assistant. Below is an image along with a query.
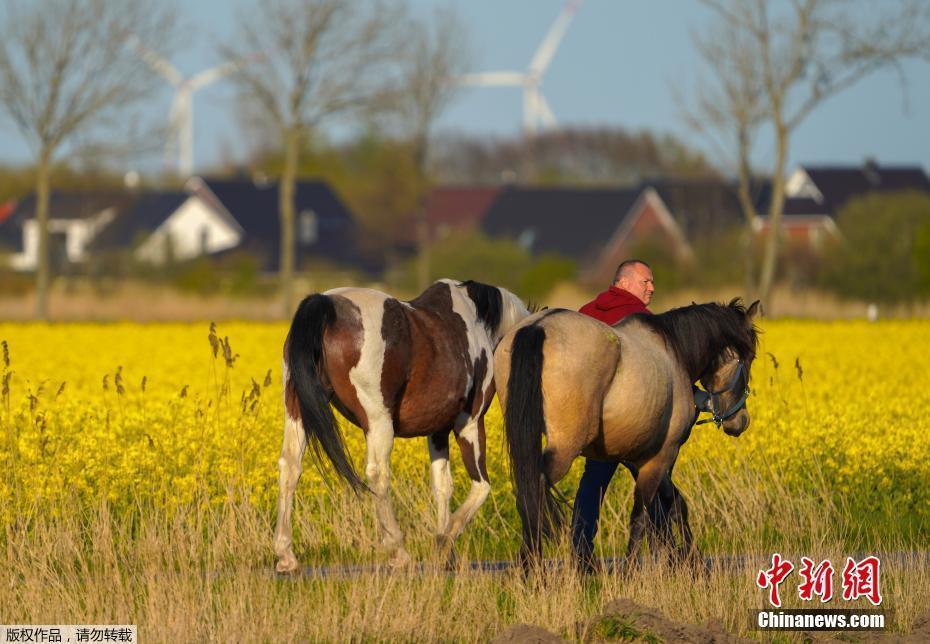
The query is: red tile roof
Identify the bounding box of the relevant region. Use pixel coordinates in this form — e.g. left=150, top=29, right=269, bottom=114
left=0, top=201, right=18, bottom=224
left=426, top=186, right=501, bottom=234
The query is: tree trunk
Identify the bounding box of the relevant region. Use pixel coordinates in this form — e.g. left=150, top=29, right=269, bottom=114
left=414, top=134, right=430, bottom=292
left=757, top=124, right=789, bottom=311
left=35, top=147, right=52, bottom=321
left=736, top=126, right=758, bottom=301
left=416, top=201, right=430, bottom=291
left=280, top=126, right=299, bottom=318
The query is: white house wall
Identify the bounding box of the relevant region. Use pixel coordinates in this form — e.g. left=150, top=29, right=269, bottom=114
left=136, top=196, right=242, bottom=264
left=10, top=207, right=118, bottom=270
left=786, top=168, right=824, bottom=202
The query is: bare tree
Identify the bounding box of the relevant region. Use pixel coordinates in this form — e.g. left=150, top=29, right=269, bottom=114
left=0, top=0, right=177, bottom=320
left=393, top=6, right=470, bottom=290
left=689, top=0, right=930, bottom=309
left=223, top=0, right=405, bottom=316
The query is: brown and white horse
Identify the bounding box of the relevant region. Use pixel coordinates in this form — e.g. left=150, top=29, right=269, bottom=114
left=495, top=300, right=760, bottom=568
left=274, top=279, right=533, bottom=573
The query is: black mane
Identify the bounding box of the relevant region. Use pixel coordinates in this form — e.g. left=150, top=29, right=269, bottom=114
left=633, top=299, right=759, bottom=380
left=459, top=280, right=503, bottom=334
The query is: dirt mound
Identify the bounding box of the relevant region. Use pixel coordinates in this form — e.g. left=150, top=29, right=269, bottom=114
left=588, top=597, right=752, bottom=643
left=492, top=624, right=566, bottom=643
left=492, top=603, right=930, bottom=643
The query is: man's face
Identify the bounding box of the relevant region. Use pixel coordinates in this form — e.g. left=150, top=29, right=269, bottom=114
left=618, top=263, right=655, bottom=305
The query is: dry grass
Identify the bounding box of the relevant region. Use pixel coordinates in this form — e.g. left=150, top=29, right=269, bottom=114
left=2, top=449, right=926, bottom=643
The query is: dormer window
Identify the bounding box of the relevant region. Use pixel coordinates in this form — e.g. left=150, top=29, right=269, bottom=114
left=300, top=210, right=318, bottom=244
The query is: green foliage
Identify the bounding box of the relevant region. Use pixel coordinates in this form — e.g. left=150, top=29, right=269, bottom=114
left=390, top=231, right=574, bottom=300
left=172, top=257, right=220, bottom=295
left=590, top=615, right=660, bottom=643
left=820, top=191, right=930, bottom=303
left=689, top=227, right=751, bottom=289
left=520, top=254, right=576, bottom=300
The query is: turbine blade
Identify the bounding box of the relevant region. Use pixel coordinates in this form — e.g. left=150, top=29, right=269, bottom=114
left=457, top=71, right=527, bottom=86
left=188, top=62, right=239, bottom=91
left=126, top=35, right=184, bottom=85
left=528, top=0, right=583, bottom=77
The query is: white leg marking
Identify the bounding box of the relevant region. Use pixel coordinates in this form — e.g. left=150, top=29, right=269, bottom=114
left=273, top=404, right=307, bottom=573
left=366, top=419, right=410, bottom=567
left=428, top=435, right=453, bottom=537
left=344, top=291, right=410, bottom=567
left=448, top=419, right=491, bottom=540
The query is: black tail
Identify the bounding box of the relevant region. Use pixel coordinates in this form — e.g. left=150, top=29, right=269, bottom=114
left=286, top=294, right=366, bottom=493
left=504, top=324, right=563, bottom=562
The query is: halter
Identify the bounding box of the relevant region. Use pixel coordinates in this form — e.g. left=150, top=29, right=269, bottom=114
left=695, top=360, right=749, bottom=427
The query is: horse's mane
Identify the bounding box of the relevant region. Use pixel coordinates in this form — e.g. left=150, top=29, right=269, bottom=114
left=633, top=298, right=759, bottom=380
left=458, top=280, right=503, bottom=334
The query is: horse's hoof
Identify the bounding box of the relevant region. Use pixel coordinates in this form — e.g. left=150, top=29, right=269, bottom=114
left=275, top=556, right=301, bottom=575
left=389, top=548, right=412, bottom=570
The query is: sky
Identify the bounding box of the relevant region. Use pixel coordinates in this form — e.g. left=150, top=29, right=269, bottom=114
left=1, top=0, right=928, bottom=176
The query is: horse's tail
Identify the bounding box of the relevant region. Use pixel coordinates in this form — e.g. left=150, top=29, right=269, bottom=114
left=504, top=323, right=563, bottom=562
left=286, top=293, right=366, bottom=493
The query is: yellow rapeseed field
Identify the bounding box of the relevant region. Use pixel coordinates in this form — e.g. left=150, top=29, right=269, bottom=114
left=0, top=319, right=928, bottom=538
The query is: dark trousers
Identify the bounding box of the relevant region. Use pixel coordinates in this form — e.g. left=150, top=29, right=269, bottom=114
left=570, top=458, right=670, bottom=562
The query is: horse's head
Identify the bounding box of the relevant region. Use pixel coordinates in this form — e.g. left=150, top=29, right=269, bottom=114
left=697, top=299, right=761, bottom=436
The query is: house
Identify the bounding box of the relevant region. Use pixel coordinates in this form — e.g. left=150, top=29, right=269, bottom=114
left=187, top=176, right=370, bottom=273
left=1, top=176, right=372, bottom=275
left=88, top=190, right=243, bottom=263
left=0, top=192, right=131, bottom=271
left=641, top=177, right=746, bottom=239
left=756, top=161, right=930, bottom=248
left=481, top=185, right=691, bottom=284
left=426, top=186, right=501, bottom=239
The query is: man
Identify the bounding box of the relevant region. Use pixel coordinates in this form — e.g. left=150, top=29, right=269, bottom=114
left=571, top=259, right=674, bottom=569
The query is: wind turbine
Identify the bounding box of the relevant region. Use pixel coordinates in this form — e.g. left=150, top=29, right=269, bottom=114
left=127, top=38, right=246, bottom=177
left=459, top=0, right=583, bottom=137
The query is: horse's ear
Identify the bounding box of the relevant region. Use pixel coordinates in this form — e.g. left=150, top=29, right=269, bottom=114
left=746, top=300, right=762, bottom=322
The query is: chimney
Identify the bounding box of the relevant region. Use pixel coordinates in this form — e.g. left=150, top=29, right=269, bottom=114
left=863, top=157, right=880, bottom=186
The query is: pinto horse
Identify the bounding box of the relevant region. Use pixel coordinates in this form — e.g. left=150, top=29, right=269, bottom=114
left=274, top=279, right=533, bottom=573
left=494, top=299, right=759, bottom=567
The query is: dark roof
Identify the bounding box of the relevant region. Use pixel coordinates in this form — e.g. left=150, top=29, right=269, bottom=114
left=0, top=191, right=132, bottom=252
left=640, top=177, right=744, bottom=237
left=757, top=162, right=930, bottom=217
left=6, top=191, right=130, bottom=222
left=89, top=191, right=188, bottom=250
left=481, top=186, right=641, bottom=260
left=193, top=177, right=373, bottom=272
left=805, top=165, right=930, bottom=212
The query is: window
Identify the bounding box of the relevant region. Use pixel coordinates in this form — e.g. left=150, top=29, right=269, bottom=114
left=300, top=210, right=318, bottom=244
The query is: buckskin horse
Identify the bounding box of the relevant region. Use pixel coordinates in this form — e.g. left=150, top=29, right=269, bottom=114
left=274, top=279, right=533, bottom=573
left=495, top=299, right=759, bottom=568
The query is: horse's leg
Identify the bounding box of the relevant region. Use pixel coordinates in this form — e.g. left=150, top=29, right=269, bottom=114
left=428, top=429, right=454, bottom=551
left=273, top=412, right=307, bottom=574
left=625, top=456, right=674, bottom=568
left=448, top=417, right=491, bottom=542
left=668, top=483, right=702, bottom=566
left=651, top=473, right=678, bottom=554
left=365, top=418, right=410, bottom=568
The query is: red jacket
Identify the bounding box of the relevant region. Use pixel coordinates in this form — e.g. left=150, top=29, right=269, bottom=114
left=578, top=286, right=651, bottom=325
